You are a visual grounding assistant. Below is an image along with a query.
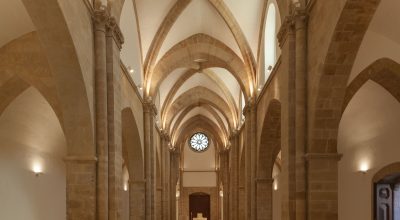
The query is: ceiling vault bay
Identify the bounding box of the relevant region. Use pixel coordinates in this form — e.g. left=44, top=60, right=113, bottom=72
left=126, top=0, right=268, bottom=159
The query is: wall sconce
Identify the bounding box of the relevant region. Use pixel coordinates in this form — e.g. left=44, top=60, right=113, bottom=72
left=32, top=163, right=43, bottom=177
left=123, top=183, right=129, bottom=192
left=266, top=65, right=273, bottom=73
left=176, top=191, right=180, bottom=198
left=359, top=162, right=369, bottom=174
left=127, top=66, right=134, bottom=74
left=273, top=181, right=278, bottom=191
left=219, top=190, right=224, bottom=197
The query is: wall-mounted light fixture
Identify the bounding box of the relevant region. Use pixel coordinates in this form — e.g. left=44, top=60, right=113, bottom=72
left=123, top=183, right=129, bottom=192
left=273, top=181, right=278, bottom=191
left=32, top=162, right=43, bottom=177
left=219, top=190, right=224, bottom=197
left=266, top=65, right=273, bottom=73
left=359, top=162, right=369, bottom=174
left=176, top=190, right=180, bottom=198
left=127, top=66, right=134, bottom=74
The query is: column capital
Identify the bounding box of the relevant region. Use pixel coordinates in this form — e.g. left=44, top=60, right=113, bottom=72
left=143, top=98, right=158, bottom=116
left=293, top=8, right=309, bottom=30
left=277, top=16, right=295, bottom=48
left=219, top=149, right=230, bottom=155
left=93, top=9, right=124, bottom=49
left=304, top=153, right=343, bottom=161
left=64, top=155, right=98, bottom=163
left=93, top=9, right=109, bottom=26
left=243, top=99, right=256, bottom=115
left=160, top=130, right=171, bottom=141
left=129, top=179, right=146, bottom=184
left=229, top=129, right=240, bottom=139
left=106, top=16, right=124, bottom=50
left=255, top=178, right=274, bottom=184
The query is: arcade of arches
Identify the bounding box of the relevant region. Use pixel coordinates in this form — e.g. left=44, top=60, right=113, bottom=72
left=1, top=0, right=400, bottom=220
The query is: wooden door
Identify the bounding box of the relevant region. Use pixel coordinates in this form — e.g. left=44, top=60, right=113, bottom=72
left=376, top=184, right=393, bottom=220
left=189, top=193, right=210, bottom=220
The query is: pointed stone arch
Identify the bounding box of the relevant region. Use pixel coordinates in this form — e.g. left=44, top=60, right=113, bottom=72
left=0, top=32, right=63, bottom=127
left=160, top=68, right=239, bottom=127
left=22, top=0, right=95, bottom=156
left=147, top=34, right=251, bottom=99
left=122, top=108, right=144, bottom=181
left=310, top=0, right=381, bottom=154
left=256, top=99, right=281, bottom=220
left=174, top=115, right=225, bottom=150
left=343, top=58, right=400, bottom=113
left=164, top=86, right=235, bottom=130
left=122, top=108, right=145, bottom=220
left=170, top=103, right=229, bottom=141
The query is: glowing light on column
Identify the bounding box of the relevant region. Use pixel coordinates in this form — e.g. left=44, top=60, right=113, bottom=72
left=273, top=180, right=278, bottom=191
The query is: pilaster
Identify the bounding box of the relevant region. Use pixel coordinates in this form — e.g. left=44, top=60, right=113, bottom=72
left=65, top=156, right=97, bottom=220
left=228, top=130, right=240, bottom=220
left=277, top=13, right=297, bottom=220
left=143, top=99, right=158, bottom=220
left=243, top=100, right=257, bottom=220
left=170, top=150, right=180, bottom=220
left=161, top=131, right=171, bottom=220
left=129, top=180, right=146, bottom=220
left=106, top=11, right=124, bottom=220
left=256, top=178, right=274, bottom=220
left=294, top=8, right=309, bottom=220
left=305, top=153, right=342, bottom=220
left=219, top=150, right=230, bottom=220
left=93, top=9, right=109, bottom=220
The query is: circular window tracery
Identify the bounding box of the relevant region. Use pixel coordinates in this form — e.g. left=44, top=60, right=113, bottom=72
left=189, top=132, right=209, bottom=152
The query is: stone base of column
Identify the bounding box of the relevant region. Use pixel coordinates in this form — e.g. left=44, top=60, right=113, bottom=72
left=305, top=153, right=342, bottom=220
left=130, top=180, right=146, bottom=220
left=256, top=178, right=274, bottom=220
left=65, top=156, right=97, bottom=220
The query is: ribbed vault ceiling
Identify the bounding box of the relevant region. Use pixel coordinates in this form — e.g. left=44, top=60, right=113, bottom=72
left=130, top=0, right=268, bottom=152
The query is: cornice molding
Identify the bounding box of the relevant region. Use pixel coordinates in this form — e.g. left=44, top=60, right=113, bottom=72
left=304, top=153, right=343, bottom=161
left=64, top=155, right=98, bottom=162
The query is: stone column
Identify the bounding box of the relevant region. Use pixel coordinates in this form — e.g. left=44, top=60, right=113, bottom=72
left=93, top=9, right=109, bottom=220
left=106, top=16, right=124, bottom=220
left=130, top=180, right=146, bottom=220
left=161, top=132, right=171, bottom=220
left=277, top=16, right=296, bottom=220
left=256, top=178, right=274, bottom=220
left=170, top=150, right=180, bottom=220
left=65, top=156, right=97, bottom=220
left=220, top=150, right=229, bottom=220
left=144, top=100, right=157, bottom=220
left=229, top=131, right=239, bottom=220
left=244, top=101, right=257, bottom=220
left=294, top=8, right=308, bottom=220
left=305, top=154, right=341, bottom=220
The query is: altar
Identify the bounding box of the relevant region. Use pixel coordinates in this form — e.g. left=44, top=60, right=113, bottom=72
left=193, top=213, right=207, bottom=220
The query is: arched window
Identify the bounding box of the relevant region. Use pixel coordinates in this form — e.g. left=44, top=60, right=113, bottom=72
left=264, top=2, right=281, bottom=82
